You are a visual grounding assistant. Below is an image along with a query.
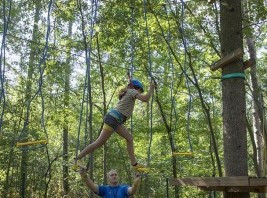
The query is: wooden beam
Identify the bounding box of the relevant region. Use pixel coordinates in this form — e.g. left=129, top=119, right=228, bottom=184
left=210, top=48, right=243, bottom=71
left=249, top=177, right=267, bottom=186
left=199, top=186, right=267, bottom=193
left=170, top=177, right=267, bottom=193
left=169, top=177, right=249, bottom=187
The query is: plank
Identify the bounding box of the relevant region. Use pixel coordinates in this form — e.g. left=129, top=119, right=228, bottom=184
left=199, top=186, right=267, bottom=193
left=169, top=177, right=249, bottom=187
left=250, top=177, right=267, bottom=186
left=210, top=48, right=243, bottom=71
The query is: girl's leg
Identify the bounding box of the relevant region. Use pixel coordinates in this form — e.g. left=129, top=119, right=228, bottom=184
left=115, top=125, right=137, bottom=165
left=77, top=129, right=113, bottom=159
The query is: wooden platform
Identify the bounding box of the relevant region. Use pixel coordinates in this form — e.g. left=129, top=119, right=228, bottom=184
left=169, top=176, right=267, bottom=193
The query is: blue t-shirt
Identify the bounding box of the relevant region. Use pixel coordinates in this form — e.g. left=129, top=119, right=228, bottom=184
left=97, top=185, right=129, bottom=198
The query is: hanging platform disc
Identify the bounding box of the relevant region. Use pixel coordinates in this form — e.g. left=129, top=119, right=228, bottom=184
left=16, top=139, right=48, bottom=147
left=134, top=167, right=150, bottom=173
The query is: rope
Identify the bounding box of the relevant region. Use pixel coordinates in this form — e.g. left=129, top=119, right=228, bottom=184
left=18, top=0, right=52, bottom=144
left=143, top=0, right=154, bottom=167
left=75, top=0, right=99, bottom=159
left=165, top=0, right=193, bottom=153
left=143, top=0, right=153, bottom=79
left=129, top=5, right=135, bottom=83
left=0, top=32, right=187, bottom=77
left=164, top=3, right=177, bottom=153
left=40, top=3, right=53, bottom=193
left=15, top=1, right=53, bottom=197
left=179, top=0, right=193, bottom=153
left=129, top=4, right=136, bottom=133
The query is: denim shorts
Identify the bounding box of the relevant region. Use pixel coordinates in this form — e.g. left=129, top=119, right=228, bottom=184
left=104, top=110, right=127, bottom=131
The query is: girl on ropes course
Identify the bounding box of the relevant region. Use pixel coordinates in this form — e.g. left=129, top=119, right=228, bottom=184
left=74, top=79, right=155, bottom=172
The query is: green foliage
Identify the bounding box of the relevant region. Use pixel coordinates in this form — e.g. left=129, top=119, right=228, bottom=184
left=0, top=0, right=266, bottom=197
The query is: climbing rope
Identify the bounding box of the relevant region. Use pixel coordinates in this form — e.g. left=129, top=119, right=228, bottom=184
left=15, top=1, right=53, bottom=197
left=129, top=4, right=135, bottom=82
left=17, top=0, right=53, bottom=148
left=163, top=3, right=177, bottom=154
left=75, top=0, right=99, bottom=160
left=164, top=0, right=193, bottom=155
left=128, top=3, right=136, bottom=133
left=143, top=0, right=154, bottom=167
left=179, top=0, right=193, bottom=154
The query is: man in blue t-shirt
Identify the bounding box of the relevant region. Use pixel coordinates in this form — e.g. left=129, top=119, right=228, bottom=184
left=80, top=168, right=141, bottom=198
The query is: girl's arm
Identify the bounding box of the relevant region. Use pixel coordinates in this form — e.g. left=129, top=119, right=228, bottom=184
left=136, top=82, right=155, bottom=102
left=80, top=169, right=99, bottom=194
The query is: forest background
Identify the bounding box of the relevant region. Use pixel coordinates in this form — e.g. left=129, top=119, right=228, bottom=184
left=0, top=0, right=267, bottom=197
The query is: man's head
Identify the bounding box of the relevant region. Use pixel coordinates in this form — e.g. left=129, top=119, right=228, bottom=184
left=107, top=169, right=119, bottom=186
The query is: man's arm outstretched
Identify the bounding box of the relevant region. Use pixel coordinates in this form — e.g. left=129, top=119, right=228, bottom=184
left=128, top=173, right=141, bottom=195
left=80, top=168, right=99, bottom=194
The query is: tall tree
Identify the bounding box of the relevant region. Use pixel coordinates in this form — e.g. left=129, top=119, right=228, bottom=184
left=19, top=1, right=41, bottom=197
left=220, top=0, right=249, bottom=197
left=62, top=20, right=73, bottom=196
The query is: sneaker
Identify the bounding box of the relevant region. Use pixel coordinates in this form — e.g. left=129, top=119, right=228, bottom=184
left=72, top=159, right=86, bottom=172
left=132, top=163, right=149, bottom=173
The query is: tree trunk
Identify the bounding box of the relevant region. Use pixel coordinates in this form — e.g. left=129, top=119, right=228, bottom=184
left=220, top=0, right=249, bottom=197
left=20, top=2, right=41, bottom=197
left=3, top=141, right=15, bottom=198
left=155, top=91, right=179, bottom=197
left=247, top=38, right=263, bottom=176
left=62, top=21, right=73, bottom=196
left=247, top=38, right=266, bottom=198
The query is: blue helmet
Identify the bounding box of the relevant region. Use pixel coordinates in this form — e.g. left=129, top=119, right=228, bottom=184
left=131, top=79, right=144, bottom=93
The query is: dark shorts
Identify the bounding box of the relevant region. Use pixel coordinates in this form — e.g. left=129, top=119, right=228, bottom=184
left=104, top=110, right=127, bottom=131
